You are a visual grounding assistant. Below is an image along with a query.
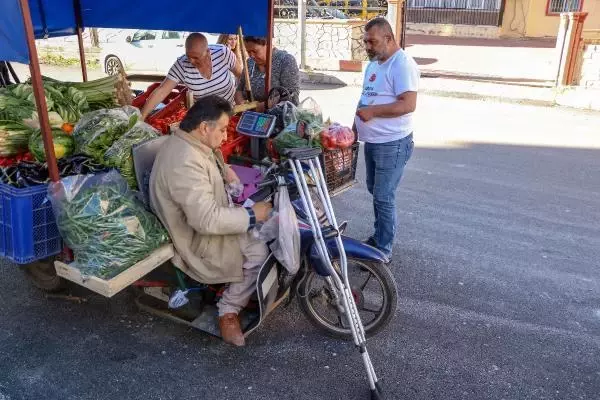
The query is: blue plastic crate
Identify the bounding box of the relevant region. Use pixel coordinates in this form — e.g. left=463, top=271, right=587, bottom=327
left=0, top=183, right=62, bottom=264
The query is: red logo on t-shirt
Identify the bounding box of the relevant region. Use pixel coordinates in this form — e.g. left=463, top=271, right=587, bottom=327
left=369, top=73, right=377, bottom=82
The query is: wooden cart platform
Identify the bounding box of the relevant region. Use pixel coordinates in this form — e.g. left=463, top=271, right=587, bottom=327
left=54, top=244, right=174, bottom=298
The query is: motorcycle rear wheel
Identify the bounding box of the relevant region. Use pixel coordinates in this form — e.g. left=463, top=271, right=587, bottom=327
left=298, top=257, right=397, bottom=340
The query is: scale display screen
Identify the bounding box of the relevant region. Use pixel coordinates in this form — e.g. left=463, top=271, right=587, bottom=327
left=236, top=111, right=277, bottom=138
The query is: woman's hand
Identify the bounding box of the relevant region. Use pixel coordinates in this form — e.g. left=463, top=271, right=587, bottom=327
left=234, top=91, right=246, bottom=106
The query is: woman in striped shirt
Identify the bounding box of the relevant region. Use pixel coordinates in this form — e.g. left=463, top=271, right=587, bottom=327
left=140, top=33, right=243, bottom=121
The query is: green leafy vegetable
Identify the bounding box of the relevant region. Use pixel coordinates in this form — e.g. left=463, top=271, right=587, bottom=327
left=72, top=106, right=140, bottom=162
left=0, top=120, right=32, bottom=157
left=103, top=122, right=159, bottom=189
left=274, top=122, right=321, bottom=155
left=34, top=75, right=121, bottom=111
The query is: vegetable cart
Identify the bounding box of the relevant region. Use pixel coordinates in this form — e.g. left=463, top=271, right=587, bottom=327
left=0, top=0, right=276, bottom=276
left=0, top=0, right=360, bottom=304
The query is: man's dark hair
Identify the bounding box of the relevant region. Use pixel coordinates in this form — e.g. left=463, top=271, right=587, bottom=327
left=244, top=36, right=267, bottom=46
left=365, top=17, right=395, bottom=41
left=179, top=95, right=233, bottom=132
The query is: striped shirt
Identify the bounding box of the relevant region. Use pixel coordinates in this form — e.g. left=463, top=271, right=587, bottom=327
left=167, top=44, right=237, bottom=104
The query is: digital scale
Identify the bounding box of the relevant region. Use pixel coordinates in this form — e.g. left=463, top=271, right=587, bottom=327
left=236, top=111, right=277, bottom=138
left=236, top=111, right=278, bottom=160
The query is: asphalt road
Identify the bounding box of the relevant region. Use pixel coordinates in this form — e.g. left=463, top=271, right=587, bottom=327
left=1, top=86, right=600, bottom=400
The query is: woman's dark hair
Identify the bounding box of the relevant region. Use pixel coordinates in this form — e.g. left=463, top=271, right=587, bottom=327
left=179, top=95, right=233, bottom=132
left=244, top=36, right=267, bottom=46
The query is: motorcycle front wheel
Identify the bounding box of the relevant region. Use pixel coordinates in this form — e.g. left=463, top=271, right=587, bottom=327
left=298, top=257, right=398, bottom=340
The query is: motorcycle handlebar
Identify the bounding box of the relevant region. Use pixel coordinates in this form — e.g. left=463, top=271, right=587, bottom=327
left=257, top=179, right=278, bottom=189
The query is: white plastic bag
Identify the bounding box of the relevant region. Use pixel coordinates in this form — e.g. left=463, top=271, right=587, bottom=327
left=257, top=185, right=300, bottom=275
left=296, top=97, right=324, bottom=138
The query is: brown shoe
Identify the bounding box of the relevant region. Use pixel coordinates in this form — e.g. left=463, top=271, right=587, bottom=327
left=218, top=313, right=245, bottom=347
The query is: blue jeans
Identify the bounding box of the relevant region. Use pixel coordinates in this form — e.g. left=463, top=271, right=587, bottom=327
left=364, top=134, right=414, bottom=257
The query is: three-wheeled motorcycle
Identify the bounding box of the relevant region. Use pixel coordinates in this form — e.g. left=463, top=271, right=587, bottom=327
left=25, top=126, right=397, bottom=400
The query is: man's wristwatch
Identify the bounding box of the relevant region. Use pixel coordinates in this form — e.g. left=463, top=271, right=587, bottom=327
left=245, top=207, right=256, bottom=230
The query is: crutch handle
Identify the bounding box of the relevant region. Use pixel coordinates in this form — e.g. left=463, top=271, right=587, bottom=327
left=282, top=147, right=322, bottom=160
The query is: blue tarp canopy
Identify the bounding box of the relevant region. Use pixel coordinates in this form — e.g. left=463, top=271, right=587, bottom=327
left=0, top=0, right=269, bottom=64
left=0, top=0, right=76, bottom=63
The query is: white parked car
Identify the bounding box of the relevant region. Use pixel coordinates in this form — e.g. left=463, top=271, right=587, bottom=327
left=100, top=30, right=219, bottom=76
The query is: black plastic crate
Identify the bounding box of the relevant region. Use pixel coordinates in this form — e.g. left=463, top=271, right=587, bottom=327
left=319, top=142, right=359, bottom=196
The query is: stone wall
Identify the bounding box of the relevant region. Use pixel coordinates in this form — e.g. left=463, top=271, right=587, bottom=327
left=274, top=19, right=367, bottom=62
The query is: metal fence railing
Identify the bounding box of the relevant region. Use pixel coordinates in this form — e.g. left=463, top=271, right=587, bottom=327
left=546, top=0, right=582, bottom=13
left=406, top=0, right=500, bottom=10
left=405, top=0, right=503, bottom=26
left=274, top=0, right=387, bottom=20
left=273, top=0, right=504, bottom=26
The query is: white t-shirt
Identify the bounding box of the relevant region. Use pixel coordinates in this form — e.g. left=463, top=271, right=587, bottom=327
left=167, top=44, right=237, bottom=104
left=354, top=49, right=420, bottom=144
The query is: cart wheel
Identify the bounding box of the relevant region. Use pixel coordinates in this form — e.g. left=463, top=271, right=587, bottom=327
left=24, top=258, right=65, bottom=292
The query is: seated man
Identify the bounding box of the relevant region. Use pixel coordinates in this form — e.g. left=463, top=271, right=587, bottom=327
left=150, top=95, right=272, bottom=347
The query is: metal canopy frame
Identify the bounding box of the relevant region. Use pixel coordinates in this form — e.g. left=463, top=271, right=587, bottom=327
left=14, top=0, right=276, bottom=182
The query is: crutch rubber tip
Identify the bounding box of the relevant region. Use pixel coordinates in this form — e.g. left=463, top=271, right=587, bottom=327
left=370, top=388, right=384, bottom=400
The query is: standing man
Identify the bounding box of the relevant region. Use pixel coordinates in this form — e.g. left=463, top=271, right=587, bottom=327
left=355, top=18, right=419, bottom=261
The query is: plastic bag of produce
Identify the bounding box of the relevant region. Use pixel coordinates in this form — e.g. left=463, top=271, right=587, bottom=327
left=274, top=121, right=321, bottom=155
left=320, top=123, right=356, bottom=150
left=103, top=122, right=159, bottom=189
left=48, top=170, right=170, bottom=279
left=28, top=128, right=74, bottom=162
left=296, top=97, right=323, bottom=138
left=72, top=106, right=140, bottom=162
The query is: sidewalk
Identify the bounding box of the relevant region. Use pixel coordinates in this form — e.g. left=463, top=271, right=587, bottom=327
left=404, top=34, right=557, bottom=83
left=301, top=70, right=557, bottom=107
